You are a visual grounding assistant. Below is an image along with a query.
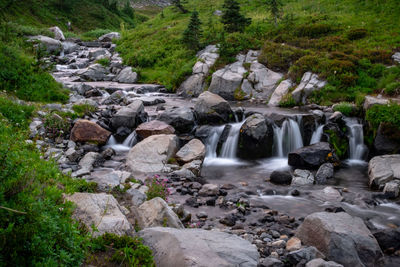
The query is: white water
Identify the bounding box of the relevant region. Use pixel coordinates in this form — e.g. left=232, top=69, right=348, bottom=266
left=273, top=118, right=304, bottom=157
left=205, top=126, right=225, bottom=158
left=310, top=124, right=324, bottom=145
left=220, top=122, right=245, bottom=158
left=104, top=132, right=137, bottom=152
left=344, top=117, right=367, bottom=161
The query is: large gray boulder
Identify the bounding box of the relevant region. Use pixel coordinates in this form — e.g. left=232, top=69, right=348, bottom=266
left=64, top=193, right=132, bottom=237
left=28, top=35, right=62, bottom=54
left=111, top=100, right=147, bottom=130
left=296, top=212, right=383, bottom=267
left=363, top=95, right=389, bottom=110
left=138, top=227, right=259, bottom=267
left=134, top=197, right=183, bottom=229
left=292, top=72, right=326, bottom=104
left=268, top=79, right=293, bottom=106
left=126, top=134, right=178, bottom=174
left=79, top=63, right=110, bottom=81
left=158, top=107, right=195, bottom=133
left=194, top=91, right=233, bottom=124
left=247, top=62, right=283, bottom=99
left=49, top=26, right=65, bottom=41
left=288, top=142, right=339, bottom=169
left=98, top=32, right=121, bottom=42
left=114, top=66, right=138, bottom=83
left=237, top=113, right=274, bottom=159
left=176, top=139, right=206, bottom=164
left=86, top=169, right=131, bottom=191
left=368, top=154, right=400, bottom=189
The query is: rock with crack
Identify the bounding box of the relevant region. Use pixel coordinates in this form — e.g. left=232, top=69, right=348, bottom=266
left=247, top=62, right=283, bottom=99
left=291, top=169, right=315, bottom=186
left=64, top=193, right=132, bottom=237
left=291, top=72, right=326, bottom=104
left=138, top=227, right=259, bottom=267
left=70, top=119, right=111, bottom=145
left=176, top=139, right=206, bottom=164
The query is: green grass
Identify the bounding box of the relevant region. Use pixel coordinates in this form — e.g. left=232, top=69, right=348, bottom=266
left=366, top=103, right=400, bottom=131
left=333, top=102, right=355, bottom=116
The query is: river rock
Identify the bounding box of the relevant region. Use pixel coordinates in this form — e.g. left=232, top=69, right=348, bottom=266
left=259, top=257, right=284, bottom=267
left=286, top=237, right=302, bottom=252
left=70, top=119, right=111, bottom=145
left=134, top=197, right=184, bottom=229
left=98, top=32, right=121, bottom=42
left=310, top=187, right=343, bottom=202
left=111, top=100, right=146, bottom=130
left=296, top=212, right=383, bottom=267
left=114, top=66, right=138, bottom=83
left=28, top=35, right=62, bottom=54
left=79, top=63, right=110, bottom=81
left=268, top=79, right=293, bottom=106
left=238, top=114, right=274, bottom=159
left=64, top=193, right=132, bottom=237
left=176, top=139, right=206, bottom=164
left=138, top=227, right=259, bottom=267
left=136, top=120, right=175, bottom=139
left=306, top=259, right=343, bottom=267
left=288, top=142, right=339, bottom=169
left=86, top=169, right=131, bottom=191
left=158, top=107, right=195, bottom=133
left=194, top=91, right=233, bottom=124
left=292, top=72, right=326, bottom=104
left=270, top=169, right=293, bottom=185
left=287, top=246, right=324, bottom=265
left=199, top=184, right=219, bottom=196
left=182, top=160, right=202, bottom=176
left=315, top=163, right=334, bottom=184
left=363, top=95, right=389, bottom=110
left=88, top=48, right=111, bottom=60
left=292, top=169, right=314, bottom=186
left=368, top=154, right=400, bottom=188
left=373, top=228, right=400, bottom=253
left=383, top=180, right=400, bottom=198
left=126, top=134, right=178, bottom=174
left=72, top=151, right=100, bottom=177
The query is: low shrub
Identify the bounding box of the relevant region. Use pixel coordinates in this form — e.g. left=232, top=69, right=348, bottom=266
left=0, top=96, right=34, bottom=126
left=295, top=23, right=335, bottom=38
left=95, top=57, right=110, bottom=67
left=144, top=175, right=170, bottom=202
left=347, top=28, right=368, bottom=40
left=333, top=102, right=354, bottom=116
left=72, top=103, right=97, bottom=117
left=279, top=93, right=296, bottom=107
left=43, top=113, right=71, bottom=138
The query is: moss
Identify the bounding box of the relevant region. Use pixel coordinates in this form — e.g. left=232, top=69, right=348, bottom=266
left=234, top=87, right=246, bottom=101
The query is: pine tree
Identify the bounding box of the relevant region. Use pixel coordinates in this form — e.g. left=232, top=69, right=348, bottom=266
left=266, top=0, right=283, bottom=26
left=123, top=0, right=135, bottom=18
left=182, top=10, right=202, bottom=51
left=172, top=0, right=188, bottom=13
left=221, top=0, right=251, bottom=33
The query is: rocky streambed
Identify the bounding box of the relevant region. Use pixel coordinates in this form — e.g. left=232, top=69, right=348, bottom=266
left=27, top=31, right=400, bottom=266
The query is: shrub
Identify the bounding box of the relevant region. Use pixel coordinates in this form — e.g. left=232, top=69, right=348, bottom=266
left=82, top=29, right=113, bottom=40
left=295, top=23, right=335, bottom=38
left=366, top=103, right=400, bottom=131
left=347, top=28, right=368, bottom=40
left=0, top=96, right=34, bottom=126
left=95, top=57, right=110, bottom=67
left=72, top=103, right=97, bottom=117
left=333, top=102, right=354, bottom=116
left=43, top=113, right=71, bottom=138
left=144, top=175, right=170, bottom=202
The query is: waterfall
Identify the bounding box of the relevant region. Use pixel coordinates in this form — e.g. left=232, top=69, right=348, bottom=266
left=106, top=135, right=117, bottom=146
left=104, top=132, right=137, bottom=152
left=220, top=122, right=245, bottom=158
left=310, top=124, right=324, bottom=145
left=273, top=119, right=304, bottom=157
left=122, top=131, right=137, bottom=147
left=205, top=126, right=225, bottom=158
left=344, top=117, right=367, bottom=161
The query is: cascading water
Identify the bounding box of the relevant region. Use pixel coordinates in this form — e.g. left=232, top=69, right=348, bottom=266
left=205, top=126, right=224, bottom=158
left=310, top=124, right=324, bottom=145
left=122, top=131, right=137, bottom=147
left=344, top=117, right=367, bottom=161
left=104, top=131, right=137, bottom=152
left=273, top=118, right=304, bottom=157
left=220, top=122, right=245, bottom=158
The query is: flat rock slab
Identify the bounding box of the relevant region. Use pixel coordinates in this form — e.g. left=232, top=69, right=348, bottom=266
left=138, top=227, right=259, bottom=267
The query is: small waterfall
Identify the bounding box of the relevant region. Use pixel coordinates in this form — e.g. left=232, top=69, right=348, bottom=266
left=310, top=124, right=324, bottom=145
left=205, top=126, right=225, bottom=158
left=273, top=119, right=304, bottom=157
left=220, top=122, right=245, bottom=158
left=106, top=135, right=117, bottom=146
left=344, top=118, right=367, bottom=161
left=104, top=132, right=137, bottom=152
left=122, top=131, right=137, bottom=147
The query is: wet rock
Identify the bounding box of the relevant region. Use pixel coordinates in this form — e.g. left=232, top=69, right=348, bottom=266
left=138, top=227, right=259, bottom=267
left=268, top=79, right=293, bottom=106
left=114, top=66, right=138, bottom=83
left=28, top=35, right=62, bottom=54
left=368, top=154, right=400, bottom=189
left=288, top=142, right=339, bottom=169
left=70, top=119, right=111, bottom=145
left=101, top=147, right=115, bottom=160
left=383, top=180, right=400, bottom=198
left=373, top=123, right=400, bottom=155
left=311, top=187, right=343, bottom=202
left=296, top=212, right=383, bottom=267
left=176, top=139, right=206, bottom=164
left=199, top=184, right=219, bottom=196
left=287, top=246, right=324, bottom=265
left=64, top=193, right=131, bottom=237
left=49, top=26, right=65, bottom=41
left=126, top=134, right=178, bottom=174
left=292, top=169, right=314, bottom=186
left=158, top=107, right=195, bottom=133
left=111, top=100, right=146, bottom=130
left=134, top=197, right=184, bottom=229
left=292, top=72, right=326, bottom=104
left=98, top=32, right=121, bottom=42
left=270, top=170, right=292, bottom=185
left=194, top=91, right=233, bottom=124
left=237, top=113, right=274, bottom=159
left=315, top=163, right=334, bottom=184
left=373, top=228, right=400, bottom=253
left=136, top=120, right=175, bottom=139
left=306, top=259, right=343, bottom=267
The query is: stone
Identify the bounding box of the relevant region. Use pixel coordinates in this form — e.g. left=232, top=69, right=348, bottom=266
left=373, top=123, right=400, bottom=155
left=292, top=169, right=314, bottom=186
left=138, top=227, right=259, bottom=267
left=247, top=62, right=283, bottom=99
left=28, top=35, right=62, bottom=54
left=198, top=184, right=219, bottom=196
left=268, top=79, right=293, bottom=106
left=136, top=120, right=175, bottom=139
left=88, top=48, right=111, bottom=60
left=306, top=259, right=343, bottom=267
left=286, top=237, right=302, bottom=252
left=70, top=119, right=111, bottom=145
left=98, top=32, right=121, bottom=42
left=383, top=180, right=400, bottom=198
left=86, top=169, right=130, bottom=191
left=368, top=154, right=400, bottom=188
left=79, top=64, right=110, bottom=81
left=270, top=170, right=292, bottom=185
left=73, top=151, right=100, bottom=177
left=158, top=107, right=195, bottom=133
left=373, top=228, right=400, bottom=252
left=259, top=257, right=284, bottom=267
left=288, top=142, right=339, bottom=169
left=287, top=246, right=324, bottom=265
left=310, top=187, right=343, bottom=202
left=62, top=41, right=79, bottom=54
left=176, top=139, right=206, bottom=164
left=64, top=193, right=131, bottom=237
left=393, top=52, right=400, bottom=64
left=194, top=91, right=233, bottom=124
left=238, top=114, right=274, bottom=159
left=111, top=100, right=146, bottom=130
left=134, top=197, right=183, bottom=229
left=114, top=66, right=138, bottom=83
left=363, top=95, right=389, bottom=110
left=126, top=134, right=178, bottom=174
left=65, top=147, right=80, bottom=162
left=49, top=26, right=65, bottom=41
left=182, top=160, right=202, bottom=176
left=292, top=72, right=326, bottom=104
left=296, top=212, right=383, bottom=267
left=315, top=163, right=334, bottom=184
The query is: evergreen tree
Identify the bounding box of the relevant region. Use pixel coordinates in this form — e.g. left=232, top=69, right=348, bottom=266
left=266, top=0, right=283, bottom=26
left=182, top=10, right=202, bottom=51
left=123, top=0, right=135, bottom=18
left=221, top=0, right=251, bottom=33
left=172, top=0, right=188, bottom=13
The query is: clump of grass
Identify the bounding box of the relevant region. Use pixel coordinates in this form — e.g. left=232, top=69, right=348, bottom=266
left=95, top=57, right=111, bottom=67
left=145, top=175, right=170, bottom=202
left=72, top=103, right=97, bottom=117
left=333, top=102, right=355, bottom=117
left=279, top=93, right=296, bottom=108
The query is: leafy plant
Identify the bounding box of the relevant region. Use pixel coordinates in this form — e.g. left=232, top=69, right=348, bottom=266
left=43, top=113, right=71, bottom=138
left=145, top=175, right=170, bottom=202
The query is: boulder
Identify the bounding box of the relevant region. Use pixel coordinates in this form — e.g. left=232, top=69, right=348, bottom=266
left=86, top=169, right=131, bottom=191
left=88, top=48, right=111, bottom=60
left=373, top=123, right=400, bottom=155
left=138, top=227, right=259, bottom=267
left=292, top=169, right=315, bottom=186
left=70, top=119, right=111, bottom=145
left=247, top=62, right=283, bottom=99
left=306, top=259, right=343, bottom=267
left=72, top=151, right=101, bottom=177
left=79, top=63, right=110, bottom=81
left=296, top=212, right=383, bottom=267
left=315, top=163, right=334, bottom=184
left=111, top=100, right=146, bottom=130
left=136, top=120, right=175, bottom=139
left=268, top=79, right=293, bottom=106
left=373, top=228, right=400, bottom=253
left=176, top=139, right=206, bottom=164
left=288, top=142, right=339, bottom=169
left=363, top=95, right=389, bottom=110
left=383, top=180, right=400, bottom=198
left=49, top=26, right=65, bottom=41
left=98, top=32, right=121, bottom=42
left=270, top=170, right=293, bottom=185
left=310, top=187, right=343, bottom=202
left=237, top=114, right=274, bottom=159
left=292, top=72, right=326, bottom=104
left=368, top=154, right=400, bottom=188
left=287, top=246, right=324, bottom=265
left=393, top=52, right=400, bottom=64
left=28, top=35, right=62, bottom=54
left=114, top=66, right=138, bottom=83
left=62, top=41, right=80, bottom=54
left=126, top=134, right=178, bottom=174
left=134, top=197, right=183, bottom=229
left=158, top=107, right=195, bottom=133
left=64, top=193, right=131, bottom=237
left=194, top=91, right=233, bottom=124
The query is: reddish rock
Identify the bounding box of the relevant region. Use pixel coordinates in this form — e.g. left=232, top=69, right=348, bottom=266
left=70, top=119, right=111, bottom=145
left=136, top=120, right=175, bottom=139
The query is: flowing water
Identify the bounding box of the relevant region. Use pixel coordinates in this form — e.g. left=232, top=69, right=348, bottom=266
left=310, top=124, right=324, bottom=145
left=344, top=117, right=368, bottom=164
left=273, top=118, right=304, bottom=157
left=104, top=131, right=137, bottom=152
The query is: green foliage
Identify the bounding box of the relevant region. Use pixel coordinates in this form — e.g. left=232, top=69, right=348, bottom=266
left=346, top=28, right=368, bottom=40
left=266, top=0, right=283, bottom=26
left=221, top=0, right=251, bottom=33
left=122, top=0, right=135, bottom=19
left=43, top=113, right=71, bottom=138
left=72, top=103, right=97, bottom=117
left=279, top=93, right=296, bottom=107
left=0, top=96, right=34, bottom=126
left=172, top=0, right=188, bottom=13
left=145, top=175, right=170, bottom=202
left=96, top=57, right=111, bottom=67
left=333, top=102, right=354, bottom=116
left=366, top=103, right=400, bottom=131
left=324, top=129, right=348, bottom=159
left=377, top=66, right=400, bottom=96
left=82, top=28, right=114, bottom=40
left=182, top=10, right=203, bottom=51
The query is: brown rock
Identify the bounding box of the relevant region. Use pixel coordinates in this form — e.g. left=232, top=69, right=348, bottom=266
left=70, top=119, right=111, bottom=145
left=136, top=120, right=175, bottom=139
left=176, top=139, right=206, bottom=164
left=286, top=237, right=301, bottom=251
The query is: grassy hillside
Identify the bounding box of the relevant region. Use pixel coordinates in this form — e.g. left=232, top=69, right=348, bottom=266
left=117, top=0, right=400, bottom=102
